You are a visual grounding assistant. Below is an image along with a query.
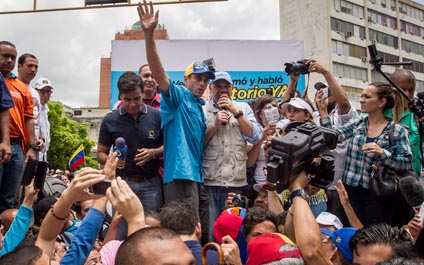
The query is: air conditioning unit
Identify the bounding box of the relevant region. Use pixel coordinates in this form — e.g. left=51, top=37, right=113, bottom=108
left=346, top=31, right=353, bottom=37
left=368, top=16, right=374, bottom=22
left=361, top=56, right=368, bottom=62
left=382, top=3, right=386, bottom=7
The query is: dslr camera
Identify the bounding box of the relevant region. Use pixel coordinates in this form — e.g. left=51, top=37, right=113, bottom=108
left=284, top=59, right=310, bottom=75
left=266, top=122, right=338, bottom=192
left=232, top=194, right=250, bottom=208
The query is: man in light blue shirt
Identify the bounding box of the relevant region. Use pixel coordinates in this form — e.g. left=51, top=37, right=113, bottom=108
left=138, top=1, right=214, bottom=214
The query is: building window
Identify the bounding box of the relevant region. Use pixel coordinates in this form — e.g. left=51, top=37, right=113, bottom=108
left=416, top=80, right=424, bottom=93
left=332, top=40, right=366, bottom=58
left=375, top=51, right=400, bottom=64
left=403, top=57, right=424, bottom=74
left=333, top=0, right=364, bottom=18
left=399, top=2, right=424, bottom=21
left=369, top=29, right=398, bottom=49
left=400, top=20, right=423, bottom=37
left=331, top=17, right=365, bottom=38
left=402, top=39, right=424, bottom=56
left=368, top=9, right=397, bottom=29
left=74, top=110, right=82, bottom=116
left=333, top=62, right=368, bottom=81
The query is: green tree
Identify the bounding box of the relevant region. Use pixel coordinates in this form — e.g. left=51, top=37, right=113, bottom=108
left=47, top=101, right=98, bottom=171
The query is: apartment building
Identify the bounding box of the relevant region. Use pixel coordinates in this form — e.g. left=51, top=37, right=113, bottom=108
left=280, top=0, right=424, bottom=107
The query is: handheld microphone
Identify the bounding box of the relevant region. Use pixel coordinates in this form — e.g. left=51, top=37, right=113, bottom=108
left=399, top=174, right=424, bottom=222
left=113, top=137, right=127, bottom=169
left=220, top=107, right=227, bottom=126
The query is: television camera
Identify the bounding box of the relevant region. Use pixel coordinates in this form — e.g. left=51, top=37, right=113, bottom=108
left=266, top=122, right=338, bottom=193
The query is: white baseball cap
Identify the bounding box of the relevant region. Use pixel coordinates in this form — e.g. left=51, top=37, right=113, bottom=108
left=280, top=97, right=313, bottom=116
left=316, top=212, right=343, bottom=230
left=34, top=77, right=53, bottom=90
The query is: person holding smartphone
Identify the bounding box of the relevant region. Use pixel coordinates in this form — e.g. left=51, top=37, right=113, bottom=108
left=309, top=60, right=358, bottom=227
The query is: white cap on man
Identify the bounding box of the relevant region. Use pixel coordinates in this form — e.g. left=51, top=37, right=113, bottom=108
left=34, top=78, right=53, bottom=90
left=316, top=212, right=343, bottom=230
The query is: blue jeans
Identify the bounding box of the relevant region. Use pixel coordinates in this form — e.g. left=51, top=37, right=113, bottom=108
left=126, top=177, right=163, bottom=212
left=0, top=143, right=24, bottom=213
left=206, top=186, right=244, bottom=242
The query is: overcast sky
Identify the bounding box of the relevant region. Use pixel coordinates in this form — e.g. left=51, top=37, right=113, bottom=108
left=0, top=0, right=280, bottom=107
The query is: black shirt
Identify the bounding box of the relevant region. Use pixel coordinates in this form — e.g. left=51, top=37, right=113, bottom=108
left=98, top=104, right=163, bottom=177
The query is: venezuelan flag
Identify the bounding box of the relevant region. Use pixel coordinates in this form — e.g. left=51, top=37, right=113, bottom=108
left=68, top=144, right=85, bottom=171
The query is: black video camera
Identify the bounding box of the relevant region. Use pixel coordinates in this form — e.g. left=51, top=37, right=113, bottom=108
left=409, top=92, right=424, bottom=119
left=284, top=59, right=310, bottom=75
left=266, top=122, right=338, bottom=192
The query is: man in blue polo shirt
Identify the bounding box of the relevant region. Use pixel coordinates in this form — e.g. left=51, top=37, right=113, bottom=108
left=138, top=1, right=214, bottom=212
left=97, top=71, right=163, bottom=211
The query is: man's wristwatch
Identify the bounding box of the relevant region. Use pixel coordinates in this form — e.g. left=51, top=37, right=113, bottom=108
left=289, top=189, right=310, bottom=203
left=234, top=110, right=243, bottom=119
left=27, top=143, right=37, bottom=151
left=152, top=150, right=158, bottom=159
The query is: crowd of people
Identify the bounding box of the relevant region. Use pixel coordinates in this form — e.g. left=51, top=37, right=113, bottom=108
left=0, top=0, right=424, bottom=264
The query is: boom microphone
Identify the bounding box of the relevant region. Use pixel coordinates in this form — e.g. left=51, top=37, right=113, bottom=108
left=113, top=137, right=127, bottom=169
left=399, top=174, right=424, bottom=216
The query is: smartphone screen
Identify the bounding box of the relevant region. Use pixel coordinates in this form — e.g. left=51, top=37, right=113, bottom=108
left=419, top=202, right=424, bottom=224
left=91, top=179, right=112, bottom=195
left=322, top=87, right=329, bottom=98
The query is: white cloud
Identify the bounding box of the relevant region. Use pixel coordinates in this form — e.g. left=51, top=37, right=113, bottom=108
left=0, top=0, right=280, bottom=107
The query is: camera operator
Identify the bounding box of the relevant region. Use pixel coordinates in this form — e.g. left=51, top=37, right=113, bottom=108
left=310, top=60, right=358, bottom=226
left=389, top=69, right=421, bottom=177
left=279, top=98, right=329, bottom=217
left=388, top=69, right=421, bottom=228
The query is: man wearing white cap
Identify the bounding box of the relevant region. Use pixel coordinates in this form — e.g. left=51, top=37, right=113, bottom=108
left=34, top=78, right=53, bottom=162
left=202, top=71, right=262, bottom=241
left=316, top=211, right=343, bottom=231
